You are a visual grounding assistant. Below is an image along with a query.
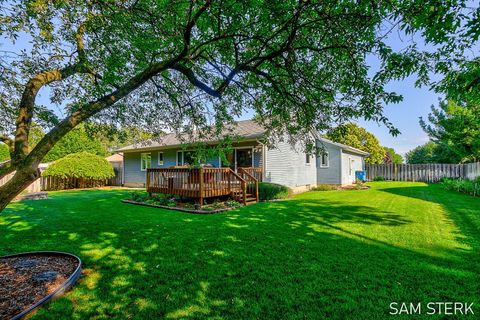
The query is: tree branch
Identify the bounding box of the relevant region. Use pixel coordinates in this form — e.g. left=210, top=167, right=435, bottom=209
left=183, top=0, right=213, bottom=55
left=13, top=22, right=95, bottom=164
left=24, top=56, right=183, bottom=168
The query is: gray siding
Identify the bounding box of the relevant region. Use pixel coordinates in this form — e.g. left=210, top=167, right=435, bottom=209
left=341, top=151, right=364, bottom=185
left=265, top=141, right=317, bottom=188
left=123, top=152, right=146, bottom=187
left=316, top=141, right=342, bottom=185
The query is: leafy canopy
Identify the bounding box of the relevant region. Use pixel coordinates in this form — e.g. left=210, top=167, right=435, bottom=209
left=42, top=152, right=114, bottom=179
left=384, top=147, right=403, bottom=164
left=326, top=123, right=385, bottom=164
left=42, top=125, right=107, bottom=162
left=420, top=100, right=480, bottom=163
left=1, top=0, right=478, bottom=157
left=0, top=143, right=9, bottom=162
left=0, top=0, right=479, bottom=209
left=405, top=142, right=447, bottom=164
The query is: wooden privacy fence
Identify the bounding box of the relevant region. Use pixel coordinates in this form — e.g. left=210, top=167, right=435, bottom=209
left=366, top=162, right=480, bottom=183
left=107, top=167, right=123, bottom=186
left=41, top=176, right=108, bottom=191
left=0, top=172, right=42, bottom=193
left=1, top=169, right=122, bottom=194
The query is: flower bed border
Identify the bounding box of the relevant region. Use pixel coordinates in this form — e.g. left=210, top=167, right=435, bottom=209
left=121, top=199, right=239, bottom=214
left=1, top=251, right=82, bottom=320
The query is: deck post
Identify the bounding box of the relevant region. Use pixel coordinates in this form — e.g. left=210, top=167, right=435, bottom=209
left=242, top=181, right=247, bottom=205
left=199, top=167, right=204, bottom=206
left=146, top=169, right=151, bottom=196
left=227, top=169, right=231, bottom=193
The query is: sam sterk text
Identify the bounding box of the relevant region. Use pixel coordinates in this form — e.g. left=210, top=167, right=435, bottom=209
left=389, top=302, right=474, bottom=315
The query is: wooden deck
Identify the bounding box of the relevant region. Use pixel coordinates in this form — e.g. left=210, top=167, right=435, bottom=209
left=146, top=167, right=261, bottom=205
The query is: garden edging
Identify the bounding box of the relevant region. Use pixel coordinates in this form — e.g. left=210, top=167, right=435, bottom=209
left=121, top=199, right=237, bottom=214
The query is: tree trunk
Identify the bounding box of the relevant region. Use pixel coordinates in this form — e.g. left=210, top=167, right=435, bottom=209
left=0, top=167, right=40, bottom=212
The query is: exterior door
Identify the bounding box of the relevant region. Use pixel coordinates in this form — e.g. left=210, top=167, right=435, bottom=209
left=236, top=149, right=253, bottom=168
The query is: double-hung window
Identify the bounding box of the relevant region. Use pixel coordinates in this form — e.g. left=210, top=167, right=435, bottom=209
left=158, top=152, right=164, bottom=166
left=320, top=152, right=329, bottom=168
left=141, top=153, right=151, bottom=171
left=176, top=151, right=196, bottom=166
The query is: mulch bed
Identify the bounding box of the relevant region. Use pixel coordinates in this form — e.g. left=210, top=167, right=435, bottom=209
left=0, top=254, right=79, bottom=319
left=340, top=185, right=370, bottom=190
left=122, top=199, right=237, bottom=214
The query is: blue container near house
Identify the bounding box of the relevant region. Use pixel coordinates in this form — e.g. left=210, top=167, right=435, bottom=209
left=355, top=170, right=366, bottom=182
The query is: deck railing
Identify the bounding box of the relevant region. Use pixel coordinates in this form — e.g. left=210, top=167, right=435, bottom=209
left=146, top=167, right=253, bottom=205
left=241, top=167, right=263, bottom=182
left=238, top=168, right=259, bottom=202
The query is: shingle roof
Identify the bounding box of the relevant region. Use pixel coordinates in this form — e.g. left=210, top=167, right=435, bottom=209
left=105, top=153, right=124, bottom=162
left=117, top=120, right=265, bottom=152
left=117, top=119, right=369, bottom=157
left=316, top=136, right=370, bottom=156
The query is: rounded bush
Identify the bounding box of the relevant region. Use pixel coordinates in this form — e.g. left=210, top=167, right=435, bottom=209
left=43, top=152, right=114, bottom=179
left=258, top=182, right=291, bottom=201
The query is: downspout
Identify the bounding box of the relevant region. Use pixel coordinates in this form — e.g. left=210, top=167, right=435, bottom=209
left=121, top=153, right=125, bottom=186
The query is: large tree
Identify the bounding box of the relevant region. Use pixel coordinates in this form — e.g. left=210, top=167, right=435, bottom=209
left=0, top=0, right=478, bottom=211
left=420, top=100, right=480, bottom=163
left=43, top=125, right=108, bottom=162
left=405, top=142, right=446, bottom=164
left=383, top=147, right=403, bottom=164
left=326, top=123, right=385, bottom=164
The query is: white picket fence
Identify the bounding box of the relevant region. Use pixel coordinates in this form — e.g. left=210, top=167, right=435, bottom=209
left=366, top=162, right=480, bottom=183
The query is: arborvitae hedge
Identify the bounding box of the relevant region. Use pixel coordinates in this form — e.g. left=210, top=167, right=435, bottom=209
left=42, top=152, right=114, bottom=179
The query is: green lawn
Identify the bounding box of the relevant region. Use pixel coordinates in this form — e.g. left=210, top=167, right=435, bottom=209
left=1, top=182, right=479, bottom=319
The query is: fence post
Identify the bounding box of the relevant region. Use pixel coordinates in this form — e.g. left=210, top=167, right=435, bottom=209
left=199, top=168, right=204, bottom=206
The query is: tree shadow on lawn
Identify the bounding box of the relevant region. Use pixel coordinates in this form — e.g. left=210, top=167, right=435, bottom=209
left=0, top=189, right=478, bottom=319
left=379, top=184, right=480, bottom=250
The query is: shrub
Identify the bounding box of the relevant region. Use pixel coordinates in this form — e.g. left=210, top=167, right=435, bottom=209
left=373, top=176, right=386, bottom=181
left=258, top=182, right=291, bottom=201
left=441, top=177, right=480, bottom=197
left=43, top=152, right=114, bottom=179
left=311, top=184, right=337, bottom=191
left=0, top=143, right=9, bottom=162
left=225, top=200, right=241, bottom=208
left=130, top=191, right=149, bottom=202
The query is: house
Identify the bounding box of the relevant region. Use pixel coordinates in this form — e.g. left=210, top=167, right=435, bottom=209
left=118, top=120, right=369, bottom=193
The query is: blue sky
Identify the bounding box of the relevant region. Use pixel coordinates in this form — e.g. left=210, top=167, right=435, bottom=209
left=357, top=74, right=440, bottom=156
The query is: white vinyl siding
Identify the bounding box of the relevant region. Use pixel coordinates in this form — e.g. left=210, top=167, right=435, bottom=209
left=341, top=151, right=364, bottom=185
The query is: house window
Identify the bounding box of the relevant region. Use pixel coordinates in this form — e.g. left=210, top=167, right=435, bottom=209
left=320, top=152, right=329, bottom=167
left=306, top=153, right=311, bottom=164
left=176, top=151, right=196, bottom=166
left=141, top=153, right=151, bottom=171
left=158, top=152, right=164, bottom=166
